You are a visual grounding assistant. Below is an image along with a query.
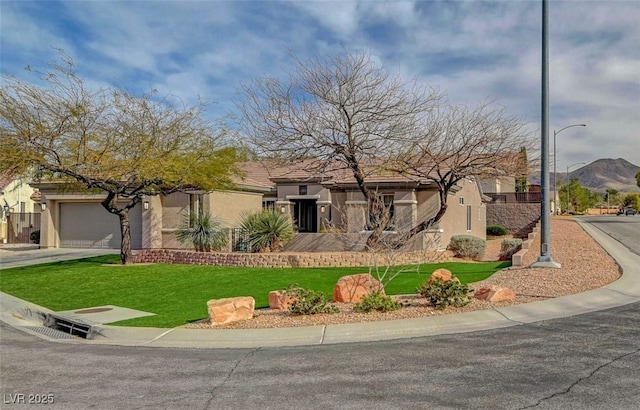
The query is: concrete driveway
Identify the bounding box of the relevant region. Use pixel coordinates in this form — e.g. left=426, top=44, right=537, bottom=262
left=0, top=246, right=119, bottom=269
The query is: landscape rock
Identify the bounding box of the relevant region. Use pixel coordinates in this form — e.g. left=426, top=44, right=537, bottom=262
left=473, top=285, right=516, bottom=303
left=268, top=290, right=297, bottom=310
left=427, top=268, right=460, bottom=283
left=333, top=274, right=384, bottom=303
left=207, top=296, right=255, bottom=326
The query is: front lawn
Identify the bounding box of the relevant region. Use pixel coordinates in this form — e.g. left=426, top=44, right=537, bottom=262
left=0, top=255, right=509, bottom=328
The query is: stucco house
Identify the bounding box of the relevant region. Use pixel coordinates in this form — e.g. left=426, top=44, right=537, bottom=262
left=243, top=161, right=488, bottom=250
left=1, top=170, right=40, bottom=243
left=33, top=178, right=269, bottom=250
left=32, top=160, right=488, bottom=251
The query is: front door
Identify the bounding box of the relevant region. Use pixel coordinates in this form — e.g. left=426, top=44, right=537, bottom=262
left=294, top=200, right=317, bottom=232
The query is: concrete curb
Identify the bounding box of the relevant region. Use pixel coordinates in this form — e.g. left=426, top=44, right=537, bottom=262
left=2, top=217, right=639, bottom=348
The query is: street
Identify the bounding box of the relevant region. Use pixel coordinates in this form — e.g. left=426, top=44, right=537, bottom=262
left=1, top=216, right=638, bottom=409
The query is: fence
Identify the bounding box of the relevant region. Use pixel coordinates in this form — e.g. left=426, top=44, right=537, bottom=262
left=230, top=228, right=251, bottom=252
left=4, top=212, right=41, bottom=244
left=485, top=192, right=541, bottom=204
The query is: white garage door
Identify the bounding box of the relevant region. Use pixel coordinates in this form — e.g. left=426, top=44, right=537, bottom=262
left=60, top=203, right=142, bottom=249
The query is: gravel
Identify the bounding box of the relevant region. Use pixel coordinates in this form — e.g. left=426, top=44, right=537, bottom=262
left=188, top=218, right=621, bottom=330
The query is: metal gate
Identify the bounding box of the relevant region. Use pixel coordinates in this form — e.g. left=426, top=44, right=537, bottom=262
left=6, top=212, right=41, bottom=244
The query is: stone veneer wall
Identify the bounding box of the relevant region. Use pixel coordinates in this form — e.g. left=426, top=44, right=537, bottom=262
left=132, top=249, right=454, bottom=268
left=486, top=203, right=540, bottom=238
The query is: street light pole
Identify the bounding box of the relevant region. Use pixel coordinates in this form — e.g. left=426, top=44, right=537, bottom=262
left=565, top=162, right=585, bottom=214
left=553, top=124, right=586, bottom=215
left=533, top=0, right=560, bottom=268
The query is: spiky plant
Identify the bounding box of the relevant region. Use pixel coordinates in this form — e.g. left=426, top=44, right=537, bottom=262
left=239, top=210, right=294, bottom=252
left=175, top=212, right=228, bottom=252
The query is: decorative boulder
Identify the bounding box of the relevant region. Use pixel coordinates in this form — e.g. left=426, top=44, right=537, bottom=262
left=473, top=286, right=516, bottom=303
left=333, top=274, right=384, bottom=303
left=207, top=297, right=255, bottom=326
left=427, top=268, right=460, bottom=283
left=268, top=290, right=298, bottom=310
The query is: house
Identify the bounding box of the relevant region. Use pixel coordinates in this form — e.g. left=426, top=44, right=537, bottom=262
left=34, top=180, right=268, bottom=250
left=243, top=161, right=488, bottom=250
left=480, top=174, right=542, bottom=238
left=32, top=160, right=488, bottom=251
left=0, top=170, right=40, bottom=244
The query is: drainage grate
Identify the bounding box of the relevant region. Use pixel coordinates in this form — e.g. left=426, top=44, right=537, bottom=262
left=22, top=326, right=78, bottom=340
left=44, top=314, right=92, bottom=339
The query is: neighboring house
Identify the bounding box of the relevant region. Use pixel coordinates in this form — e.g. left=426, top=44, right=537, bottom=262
left=0, top=170, right=40, bottom=244
left=481, top=174, right=542, bottom=238
left=243, top=161, right=488, bottom=250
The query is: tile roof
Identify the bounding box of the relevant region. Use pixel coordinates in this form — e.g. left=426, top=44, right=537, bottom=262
left=238, top=160, right=434, bottom=188
left=0, top=170, right=16, bottom=192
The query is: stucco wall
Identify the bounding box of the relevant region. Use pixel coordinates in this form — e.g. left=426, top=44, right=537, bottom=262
left=209, top=190, right=263, bottom=227
left=435, top=179, right=487, bottom=246
left=486, top=203, right=540, bottom=238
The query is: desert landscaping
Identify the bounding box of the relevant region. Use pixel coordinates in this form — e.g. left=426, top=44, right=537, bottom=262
left=188, top=217, right=621, bottom=329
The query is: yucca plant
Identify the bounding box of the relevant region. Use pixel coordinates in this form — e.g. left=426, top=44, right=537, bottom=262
left=175, top=212, right=228, bottom=252
left=239, top=210, right=294, bottom=252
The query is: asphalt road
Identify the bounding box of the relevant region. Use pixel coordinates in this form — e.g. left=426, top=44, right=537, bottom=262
left=581, top=214, right=640, bottom=256
left=1, top=216, right=639, bottom=409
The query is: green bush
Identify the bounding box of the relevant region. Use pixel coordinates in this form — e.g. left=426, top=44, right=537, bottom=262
left=283, top=285, right=340, bottom=315
left=486, top=225, right=509, bottom=236
left=175, top=212, right=228, bottom=252
left=353, top=291, right=401, bottom=313
left=499, top=238, right=523, bottom=260
left=30, top=230, right=40, bottom=244
left=448, top=235, right=486, bottom=260
left=416, top=277, right=471, bottom=310
left=239, top=210, right=294, bottom=252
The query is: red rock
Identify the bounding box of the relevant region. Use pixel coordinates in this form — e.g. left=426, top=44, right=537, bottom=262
left=207, top=297, right=255, bottom=325
left=473, top=286, right=516, bottom=302
left=333, top=274, right=384, bottom=303
left=428, top=268, right=459, bottom=283
left=268, top=290, right=297, bottom=310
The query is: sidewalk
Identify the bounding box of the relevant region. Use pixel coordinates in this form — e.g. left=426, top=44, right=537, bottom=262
left=1, top=220, right=639, bottom=349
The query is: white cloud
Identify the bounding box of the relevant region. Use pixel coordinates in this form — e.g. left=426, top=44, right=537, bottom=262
left=2, top=0, right=639, bottom=166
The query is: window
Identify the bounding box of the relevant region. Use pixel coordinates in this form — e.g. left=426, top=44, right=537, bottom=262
left=459, top=197, right=465, bottom=205
left=299, top=185, right=307, bottom=195
left=368, top=194, right=394, bottom=231
left=189, top=193, right=204, bottom=226
left=262, top=199, right=276, bottom=210
left=466, top=205, right=472, bottom=231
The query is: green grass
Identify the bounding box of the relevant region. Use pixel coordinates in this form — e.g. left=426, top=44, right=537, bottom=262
left=0, top=255, right=509, bottom=328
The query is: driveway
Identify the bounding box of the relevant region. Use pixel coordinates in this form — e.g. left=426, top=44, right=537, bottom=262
left=0, top=246, right=118, bottom=269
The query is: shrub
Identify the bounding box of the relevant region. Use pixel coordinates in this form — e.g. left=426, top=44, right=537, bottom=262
left=448, top=235, right=486, bottom=260
left=239, top=210, right=294, bottom=252
left=486, top=225, right=509, bottom=236
left=175, top=212, right=228, bottom=252
left=353, top=291, right=401, bottom=313
left=283, top=285, right=340, bottom=315
left=30, top=230, right=40, bottom=244
left=416, top=277, right=471, bottom=310
left=499, top=238, right=523, bottom=260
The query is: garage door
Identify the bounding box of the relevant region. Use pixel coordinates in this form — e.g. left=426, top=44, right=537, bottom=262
left=60, top=203, right=142, bottom=249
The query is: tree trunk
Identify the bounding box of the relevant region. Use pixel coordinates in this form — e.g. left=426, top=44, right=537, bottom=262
left=101, top=193, right=134, bottom=265
left=409, top=188, right=448, bottom=237
left=118, top=211, right=133, bottom=265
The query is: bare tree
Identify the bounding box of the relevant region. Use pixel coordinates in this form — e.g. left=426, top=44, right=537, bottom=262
left=0, top=51, right=241, bottom=264
left=392, top=101, right=536, bottom=235
left=237, top=51, right=443, bottom=247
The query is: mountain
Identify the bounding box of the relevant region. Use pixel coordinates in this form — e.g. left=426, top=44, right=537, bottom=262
left=552, top=158, right=640, bottom=193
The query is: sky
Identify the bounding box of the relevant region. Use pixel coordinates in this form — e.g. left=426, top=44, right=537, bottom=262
left=1, top=0, right=639, bottom=170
